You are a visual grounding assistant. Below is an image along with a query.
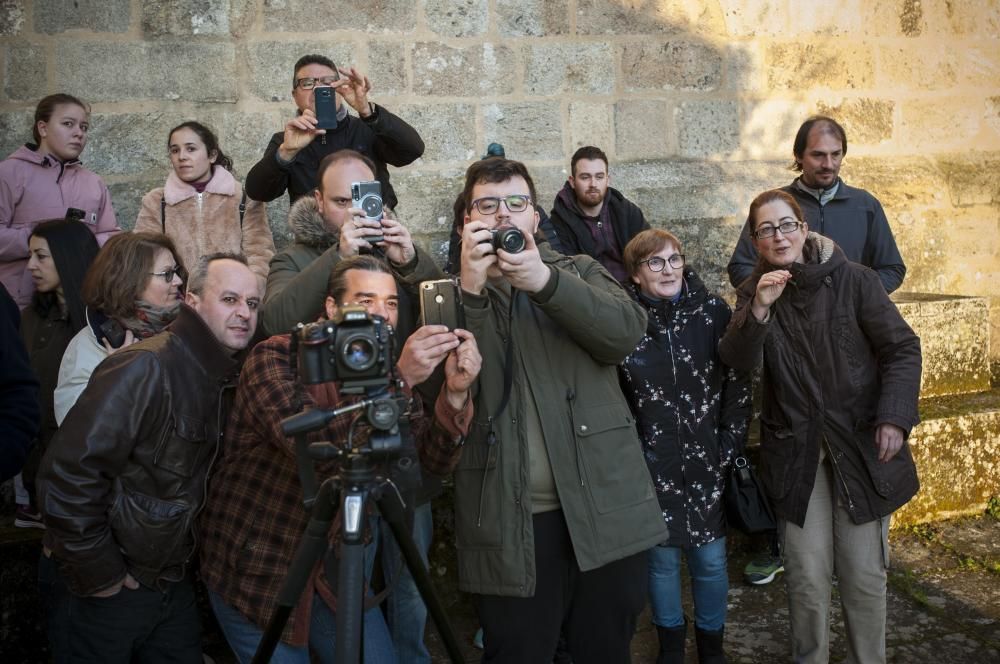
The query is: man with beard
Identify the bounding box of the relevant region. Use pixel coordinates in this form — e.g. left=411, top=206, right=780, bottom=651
left=548, top=146, right=649, bottom=283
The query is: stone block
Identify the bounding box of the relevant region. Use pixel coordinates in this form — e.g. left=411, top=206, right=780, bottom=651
left=0, top=0, right=25, bottom=36
left=568, top=102, right=612, bottom=153
left=482, top=102, right=563, bottom=162
left=716, top=0, right=786, bottom=37
left=899, top=99, right=982, bottom=150
left=388, top=168, right=467, bottom=237
left=525, top=43, right=613, bottom=96
left=877, top=44, right=957, bottom=90
left=815, top=98, right=894, bottom=145
left=576, top=0, right=723, bottom=37
left=262, top=0, right=416, bottom=33
left=621, top=40, right=723, bottom=92
left=649, top=215, right=739, bottom=295
left=723, top=42, right=764, bottom=92
left=108, top=179, right=163, bottom=231
left=266, top=195, right=292, bottom=251
left=56, top=42, right=238, bottom=103
left=765, top=42, right=874, bottom=91
left=675, top=100, right=740, bottom=157
left=368, top=41, right=408, bottom=97
left=614, top=100, right=671, bottom=159
left=412, top=42, right=515, bottom=97
left=734, top=99, right=811, bottom=160
left=787, top=0, right=863, bottom=34
left=246, top=41, right=354, bottom=103
left=989, top=97, right=1000, bottom=138
left=959, top=44, right=1000, bottom=88
left=211, top=111, right=286, bottom=178
left=496, top=0, right=569, bottom=36
left=34, top=0, right=130, bottom=34
left=0, top=110, right=32, bottom=159
left=423, top=0, right=487, bottom=37
left=4, top=44, right=47, bottom=102
left=843, top=156, right=945, bottom=210
left=935, top=154, right=1000, bottom=207
left=395, top=103, right=476, bottom=164
left=920, top=0, right=1000, bottom=37
left=141, top=0, right=256, bottom=37
left=84, top=112, right=179, bottom=177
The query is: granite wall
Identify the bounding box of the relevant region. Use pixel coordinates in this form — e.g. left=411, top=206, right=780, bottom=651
left=2, top=0, right=998, bottom=365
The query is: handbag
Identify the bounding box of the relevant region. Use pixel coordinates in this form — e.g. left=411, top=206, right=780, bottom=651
left=725, top=454, right=777, bottom=534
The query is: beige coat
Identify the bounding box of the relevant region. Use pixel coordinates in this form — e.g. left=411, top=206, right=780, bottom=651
left=135, top=168, right=274, bottom=280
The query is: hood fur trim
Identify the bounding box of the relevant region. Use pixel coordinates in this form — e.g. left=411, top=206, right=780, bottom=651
left=288, top=196, right=339, bottom=248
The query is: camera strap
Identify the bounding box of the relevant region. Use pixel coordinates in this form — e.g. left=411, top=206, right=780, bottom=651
left=492, top=288, right=518, bottom=424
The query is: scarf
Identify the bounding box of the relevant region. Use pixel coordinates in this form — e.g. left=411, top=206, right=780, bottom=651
left=118, top=299, right=182, bottom=339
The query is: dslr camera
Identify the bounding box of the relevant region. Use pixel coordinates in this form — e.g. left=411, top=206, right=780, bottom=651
left=296, top=305, right=393, bottom=393
left=487, top=225, right=526, bottom=254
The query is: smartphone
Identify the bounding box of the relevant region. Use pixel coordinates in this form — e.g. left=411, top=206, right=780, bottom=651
left=420, top=279, right=465, bottom=331
left=351, top=180, right=384, bottom=244
left=314, top=86, right=338, bottom=130
left=98, top=317, right=127, bottom=348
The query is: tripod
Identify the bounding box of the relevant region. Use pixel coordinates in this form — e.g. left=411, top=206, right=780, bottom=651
left=250, top=397, right=464, bottom=664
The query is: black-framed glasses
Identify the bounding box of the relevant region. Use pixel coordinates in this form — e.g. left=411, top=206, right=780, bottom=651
left=295, top=74, right=340, bottom=90
left=150, top=265, right=184, bottom=283
left=753, top=218, right=803, bottom=240
left=641, top=254, right=685, bottom=272
left=471, top=195, right=532, bottom=215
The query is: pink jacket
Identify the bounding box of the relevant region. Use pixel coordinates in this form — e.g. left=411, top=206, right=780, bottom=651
left=0, top=145, right=120, bottom=308
left=135, top=167, right=274, bottom=281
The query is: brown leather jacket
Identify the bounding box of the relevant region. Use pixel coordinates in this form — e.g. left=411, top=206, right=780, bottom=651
left=719, top=235, right=921, bottom=528
left=38, top=305, right=239, bottom=595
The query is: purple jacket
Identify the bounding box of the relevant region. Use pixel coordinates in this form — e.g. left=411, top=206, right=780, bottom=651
left=0, top=145, right=120, bottom=308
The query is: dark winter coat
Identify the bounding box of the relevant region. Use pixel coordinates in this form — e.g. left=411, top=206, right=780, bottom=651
left=0, top=284, right=38, bottom=481
left=719, top=234, right=921, bottom=528
left=619, top=270, right=752, bottom=548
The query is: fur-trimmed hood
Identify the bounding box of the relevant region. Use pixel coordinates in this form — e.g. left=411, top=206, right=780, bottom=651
left=287, top=195, right=339, bottom=248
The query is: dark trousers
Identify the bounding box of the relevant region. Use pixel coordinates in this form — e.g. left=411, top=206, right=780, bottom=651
left=473, top=509, right=647, bottom=664
left=39, top=555, right=202, bottom=664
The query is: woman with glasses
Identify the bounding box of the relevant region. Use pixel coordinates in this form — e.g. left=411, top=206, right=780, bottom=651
left=0, top=93, right=120, bottom=308
left=719, top=190, right=921, bottom=664
left=53, top=232, right=185, bottom=424
left=135, top=121, right=274, bottom=283
left=618, top=229, right=750, bottom=664
left=14, top=219, right=100, bottom=529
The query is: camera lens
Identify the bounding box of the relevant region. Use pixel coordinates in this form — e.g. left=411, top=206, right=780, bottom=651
left=341, top=333, right=377, bottom=372
left=360, top=193, right=383, bottom=220
left=492, top=227, right=525, bottom=254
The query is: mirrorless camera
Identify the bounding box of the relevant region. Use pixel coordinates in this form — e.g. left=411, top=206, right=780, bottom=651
left=486, top=226, right=525, bottom=254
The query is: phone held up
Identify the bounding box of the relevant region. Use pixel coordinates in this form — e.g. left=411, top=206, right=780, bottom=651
left=420, top=278, right=465, bottom=331
left=314, top=86, right=338, bottom=130
left=352, top=180, right=384, bottom=244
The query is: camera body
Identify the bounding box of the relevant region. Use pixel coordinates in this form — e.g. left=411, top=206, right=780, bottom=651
left=351, top=180, right=384, bottom=244
left=487, top=226, right=526, bottom=254
left=296, top=305, right=393, bottom=393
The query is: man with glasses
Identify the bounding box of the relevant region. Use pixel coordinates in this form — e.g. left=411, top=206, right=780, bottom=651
left=727, top=115, right=905, bottom=294
left=410, top=157, right=665, bottom=663
left=549, top=145, right=649, bottom=283
left=245, top=54, right=424, bottom=210
left=37, top=253, right=262, bottom=662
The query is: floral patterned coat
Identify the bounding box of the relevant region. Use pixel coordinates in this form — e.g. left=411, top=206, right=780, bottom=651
left=619, top=269, right=752, bottom=548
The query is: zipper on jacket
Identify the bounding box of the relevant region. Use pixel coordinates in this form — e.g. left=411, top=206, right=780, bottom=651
left=825, top=438, right=857, bottom=518
left=566, top=388, right=584, bottom=486
left=477, top=417, right=498, bottom=527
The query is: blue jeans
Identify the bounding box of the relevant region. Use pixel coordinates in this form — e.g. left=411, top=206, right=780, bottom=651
left=380, top=501, right=433, bottom=664
left=648, top=537, right=729, bottom=632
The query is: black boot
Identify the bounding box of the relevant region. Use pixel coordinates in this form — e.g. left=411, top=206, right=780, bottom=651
left=655, top=621, right=687, bottom=664
left=695, top=625, right=727, bottom=664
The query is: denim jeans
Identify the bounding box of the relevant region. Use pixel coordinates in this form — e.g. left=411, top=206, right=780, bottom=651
left=380, top=501, right=433, bottom=664
left=648, top=536, right=729, bottom=632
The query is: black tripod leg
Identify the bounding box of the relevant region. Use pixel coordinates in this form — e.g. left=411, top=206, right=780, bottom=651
left=251, top=479, right=340, bottom=664
left=335, top=490, right=368, bottom=664
left=376, top=488, right=464, bottom=664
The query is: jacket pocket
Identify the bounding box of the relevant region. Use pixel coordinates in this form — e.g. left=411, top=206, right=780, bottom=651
left=153, top=415, right=211, bottom=478
left=109, top=487, right=190, bottom=572
left=758, top=416, right=796, bottom=500
left=454, top=419, right=503, bottom=550
left=574, top=402, right=654, bottom=515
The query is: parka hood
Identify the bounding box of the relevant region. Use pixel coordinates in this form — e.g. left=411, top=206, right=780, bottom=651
left=287, top=195, right=339, bottom=248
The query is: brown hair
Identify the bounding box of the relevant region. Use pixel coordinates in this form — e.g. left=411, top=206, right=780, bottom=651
left=791, top=115, right=847, bottom=171
left=82, top=232, right=183, bottom=320
left=623, top=228, right=683, bottom=278
left=326, top=254, right=394, bottom=303
left=33, top=93, right=89, bottom=145
left=570, top=145, right=609, bottom=176
left=461, top=157, right=538, bottom=213
left=747, top=189, right=805, bottom=233
left=316, top=150, right=377, bottom=193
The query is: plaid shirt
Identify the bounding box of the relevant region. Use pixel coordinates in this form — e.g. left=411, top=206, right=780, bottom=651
left=198, top=334, right=471, bottom=646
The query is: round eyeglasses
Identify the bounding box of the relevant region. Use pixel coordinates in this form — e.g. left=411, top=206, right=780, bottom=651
left=640, top=254, right=685, bottom=272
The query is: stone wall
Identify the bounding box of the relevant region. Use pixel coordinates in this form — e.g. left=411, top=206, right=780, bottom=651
left=2, top=0, right=999, bottom=364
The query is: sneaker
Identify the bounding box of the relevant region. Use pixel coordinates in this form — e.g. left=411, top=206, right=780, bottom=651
left=473, top=627, right=484, bottom=650
left=14, top=505, right=45, bottom=529
left=743, top=554, right=783, bottom=585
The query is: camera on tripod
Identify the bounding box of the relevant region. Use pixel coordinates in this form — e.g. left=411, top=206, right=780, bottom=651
left=296, top=305, right=393, bottom=394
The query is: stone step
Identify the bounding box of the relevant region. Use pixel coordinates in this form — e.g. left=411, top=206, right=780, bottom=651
left=893, top=387, right=1000, bottom=526
left=893, top=292, right=991, bottom=398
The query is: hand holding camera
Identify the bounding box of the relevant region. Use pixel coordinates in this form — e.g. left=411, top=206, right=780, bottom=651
left=493, top=228, right=549, bottom=294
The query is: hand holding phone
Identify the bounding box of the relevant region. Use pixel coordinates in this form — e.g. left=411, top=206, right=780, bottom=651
left=420, top=279, right=465, bottom=331
left=314, top=87, right=338, bottom=130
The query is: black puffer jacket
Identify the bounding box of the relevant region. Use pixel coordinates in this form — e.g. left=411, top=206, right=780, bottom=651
left=619, top=269, right=752, bottom=547
left=719, top=235, right=921, bottom=528
left=38, top=305, right=239, bottom=595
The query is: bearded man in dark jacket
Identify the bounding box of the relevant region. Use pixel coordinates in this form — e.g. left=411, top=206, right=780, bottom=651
left=720, top=190, right=921, bottom=664
left=549, top=145, right=648, bottom=283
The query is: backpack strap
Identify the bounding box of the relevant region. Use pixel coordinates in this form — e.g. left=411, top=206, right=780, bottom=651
left=238, top=191, right=247, bottom=230
left=160, top=195, right=166, bottom=232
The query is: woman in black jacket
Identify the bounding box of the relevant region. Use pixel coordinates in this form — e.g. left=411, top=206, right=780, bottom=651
left=619, top=229, right=751, bottom=664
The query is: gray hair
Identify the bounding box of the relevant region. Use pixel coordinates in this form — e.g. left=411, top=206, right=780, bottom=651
left=187, top=252, right=249, bottom=295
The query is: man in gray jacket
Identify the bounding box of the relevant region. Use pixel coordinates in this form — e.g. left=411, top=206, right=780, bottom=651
left=727, top=116, right=906, bottom=294
left=417, top=157, right=666, bottom=663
